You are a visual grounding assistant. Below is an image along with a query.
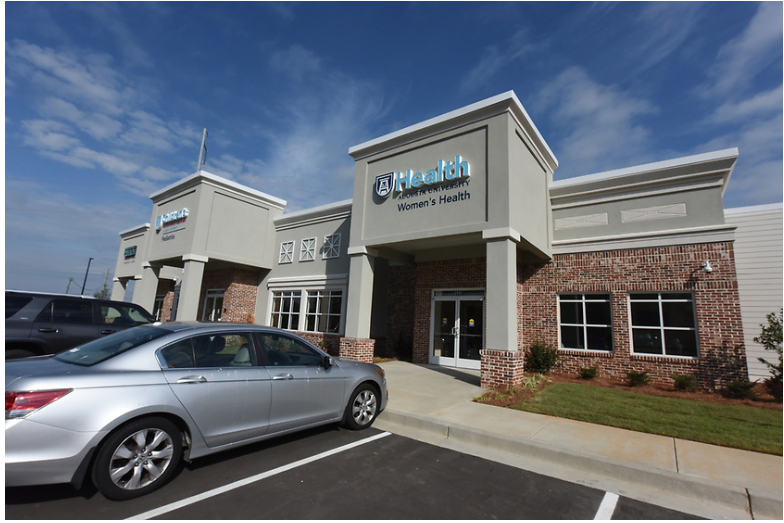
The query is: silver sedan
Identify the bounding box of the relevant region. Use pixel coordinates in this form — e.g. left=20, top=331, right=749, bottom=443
left=6, top=322, right=387, bottom=500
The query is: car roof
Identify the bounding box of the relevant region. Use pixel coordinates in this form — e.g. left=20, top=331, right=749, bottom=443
left=146, top=322, right=292, bottom=335
left=6, top=290, right=96, bottom=300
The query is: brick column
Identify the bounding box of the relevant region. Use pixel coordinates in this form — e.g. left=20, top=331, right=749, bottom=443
left=481, top=349, right=526, bottom=389
left=339, top=337, right=375, bottom=363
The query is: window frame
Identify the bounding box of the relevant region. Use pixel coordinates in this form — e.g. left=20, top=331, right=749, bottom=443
left=629, top=292, right=698, bottom=358
left=322, top=234, right=341, bottom=259
left=279, top=240, right=295, bottom=264
left=269, top=287, right=345, bottom=335
left=557, top=293, right=613, bottom=352
left=270, top=290, right=302, bottom=331
left=300, top=237, right=316, bottom=262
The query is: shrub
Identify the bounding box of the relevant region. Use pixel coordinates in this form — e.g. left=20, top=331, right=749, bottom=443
left=671, top=373, right=698, bottom=392
left=722, top=379, right=758, bottom=399
left=763, top=377, right=783, bottom=402
left=626, top=370, right=650, bottom=387
left=755, top=309, right=783, bottom=403
left=525, top=342, right=559, bottom=374
left=578, top=366, right=599, bottom=380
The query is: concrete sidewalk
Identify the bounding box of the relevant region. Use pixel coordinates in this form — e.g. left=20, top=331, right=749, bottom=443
left=374, top=361, right=783, bottom=520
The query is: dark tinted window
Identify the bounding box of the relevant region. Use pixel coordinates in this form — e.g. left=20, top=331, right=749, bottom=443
left=5, top=295, right=33, bottom=318
left=258, top=333, right=323, bottom=366
left=56, top=326, right=170, bottom=366
left=35, top=299, right=93, bottom=324
left=100, top=303, right=152, bottom=326
left=51, top=300, right=93, bottom=324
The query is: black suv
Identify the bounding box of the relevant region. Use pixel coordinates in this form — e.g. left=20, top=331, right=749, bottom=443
left=5, top=290, right=155, bottom=359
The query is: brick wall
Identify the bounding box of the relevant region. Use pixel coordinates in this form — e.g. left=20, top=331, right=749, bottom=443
left=340, top=337, right=375, bottom=363
left=518, top=242, right=747, bottom=390
left=385, top=265, right=417, bottom=360
left=411, top=258, right=486, bottom=364
left=481, top=349, right=527, bottom=389
left=154, top=280, right=175, bottom=322
left=199, top=268, right=261, bottom=323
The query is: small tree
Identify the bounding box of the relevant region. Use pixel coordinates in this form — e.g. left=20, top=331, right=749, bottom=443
left=755, top=309, right=783, bottom=402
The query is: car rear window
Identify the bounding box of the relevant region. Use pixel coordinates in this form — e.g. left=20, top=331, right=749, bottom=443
left=55, top=326, right=170, bottom=366
left=100, top=304, right=153, bottom=325
left=5, top=295, right=33, bottom=318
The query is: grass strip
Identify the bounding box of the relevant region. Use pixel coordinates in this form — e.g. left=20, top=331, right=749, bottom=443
left=512, top=382, right=783, bottom=455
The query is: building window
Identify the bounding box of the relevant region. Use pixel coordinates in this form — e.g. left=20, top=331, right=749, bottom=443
left=300, top=237, right=316, bottom=262
left=270, top=289, right=344, bottom=334
left=304, top=290, right=343, bottom=334
left=322, top=234, right=341, bottom=259
left=271, top=290, right=301, bottom=330
left=279, top=241, right=294, bottom=264
left=558, top=294, right=613, bottom=351
left=630, top=293, right=697, bottom=357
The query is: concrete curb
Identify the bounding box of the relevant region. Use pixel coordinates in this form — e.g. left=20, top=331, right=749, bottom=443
left=377, top=409, right=783, bottom=520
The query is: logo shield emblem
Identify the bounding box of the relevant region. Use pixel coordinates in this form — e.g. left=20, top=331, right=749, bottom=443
left=374, top=172, right=393, bottom=198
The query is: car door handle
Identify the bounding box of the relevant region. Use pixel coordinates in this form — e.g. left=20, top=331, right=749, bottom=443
left=273, top=373, right=294, bottom=380
left=100, top=329, right=116, bottom=335
left=38, top=328, right=58, bottom=333
left=177, top=376, right=208, bottom=384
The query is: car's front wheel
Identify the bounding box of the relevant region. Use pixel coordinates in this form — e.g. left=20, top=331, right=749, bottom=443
left=92, top=417, right=182, bottom=500
left=343, top=383, right=379, bottom=430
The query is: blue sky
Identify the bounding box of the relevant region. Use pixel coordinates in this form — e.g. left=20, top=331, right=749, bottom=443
left=5, top=2, right=783, bottom=295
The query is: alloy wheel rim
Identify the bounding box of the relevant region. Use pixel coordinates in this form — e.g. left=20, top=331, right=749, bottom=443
left=352, top=390, right=377, bottom=425
left=109, top=428, right=175, bottom=490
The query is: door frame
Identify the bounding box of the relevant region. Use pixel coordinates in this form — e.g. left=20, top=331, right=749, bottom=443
left=428, top=289, right=485, bottom=370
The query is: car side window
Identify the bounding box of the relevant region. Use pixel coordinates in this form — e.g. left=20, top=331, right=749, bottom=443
left=37, top=299, right=93, bottom=324
left=101, top=304, right=151, bottom=326
left=257, top=333, right=323, bottom=367
left=190, top=333, right=257, bottom=368
left=161, top=340, right=195, bottom=368
left=5, top=295, right=33, bottom=318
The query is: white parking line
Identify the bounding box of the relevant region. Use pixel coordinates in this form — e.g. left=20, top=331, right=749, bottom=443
left=594, top=492, right=619, bottom=520
left=126, top=431, right=392, bottom=520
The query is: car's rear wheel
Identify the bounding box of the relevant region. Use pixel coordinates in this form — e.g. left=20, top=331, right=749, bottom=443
left=343, top=383, right=379, bottom=430
left=92, top=417, right=182, bottom=500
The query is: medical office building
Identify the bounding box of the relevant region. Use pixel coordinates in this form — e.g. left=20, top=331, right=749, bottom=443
left=112, top=91, right=777, bottom=390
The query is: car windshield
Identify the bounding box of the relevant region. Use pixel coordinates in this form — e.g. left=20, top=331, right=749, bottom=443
left=55, top=326, right=170, bottom=366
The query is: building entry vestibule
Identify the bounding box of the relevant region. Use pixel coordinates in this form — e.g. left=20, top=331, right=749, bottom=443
left=429, top=290, right=484, bottom=370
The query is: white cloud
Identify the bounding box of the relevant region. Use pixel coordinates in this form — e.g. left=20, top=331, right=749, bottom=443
left=710, top=86, right=783, bottom=124
left=269, top=45, right=323, bottom=83
left=629, top=3, right=703, bottom=73
left=700, top=2, right=783, bottom=98
left=537, top=66, right=657, bottom=177
left=40, top=97, right=123, bottom=140
left=460, top=28, right=537, bottom=94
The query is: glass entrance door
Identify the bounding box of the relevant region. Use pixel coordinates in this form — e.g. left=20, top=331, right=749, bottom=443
left=430, top=291, right=484, bottom=370
left=203, top=290, right=224, bottom=322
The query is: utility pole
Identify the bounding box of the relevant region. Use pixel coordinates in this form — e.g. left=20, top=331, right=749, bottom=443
left=81, top=257, right=93, bottom=295
left=197, top=128, right=208, bottom=171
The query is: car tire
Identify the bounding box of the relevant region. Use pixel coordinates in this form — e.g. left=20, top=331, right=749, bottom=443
left=343, top=383, right=379, bottom=430
left=92, top=417, right=182, bottom=500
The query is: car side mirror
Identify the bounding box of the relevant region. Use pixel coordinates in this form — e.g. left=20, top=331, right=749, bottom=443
left=323, top=355, right=334, bottom=369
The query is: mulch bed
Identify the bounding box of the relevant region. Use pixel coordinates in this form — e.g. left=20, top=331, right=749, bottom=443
left=480, top=372, right=783, bottom=411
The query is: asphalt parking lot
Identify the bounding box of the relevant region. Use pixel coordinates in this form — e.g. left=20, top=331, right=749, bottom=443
left=6, top=425, right=701, bottom=520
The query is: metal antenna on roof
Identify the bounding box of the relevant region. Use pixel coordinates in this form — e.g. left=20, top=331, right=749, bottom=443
left=197, top=128, right=208, bottom=171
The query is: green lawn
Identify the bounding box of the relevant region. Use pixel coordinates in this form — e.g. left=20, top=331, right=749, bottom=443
left=511, top=382, right=783, bottom=455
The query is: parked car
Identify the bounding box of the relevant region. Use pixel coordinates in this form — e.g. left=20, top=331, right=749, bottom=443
left=5, top=322, right=387, bottom=500
left=5, top=290, right=155, bottom=359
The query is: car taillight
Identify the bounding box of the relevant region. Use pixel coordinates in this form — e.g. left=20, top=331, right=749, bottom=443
left=5, top=389, right=72, bottom=419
